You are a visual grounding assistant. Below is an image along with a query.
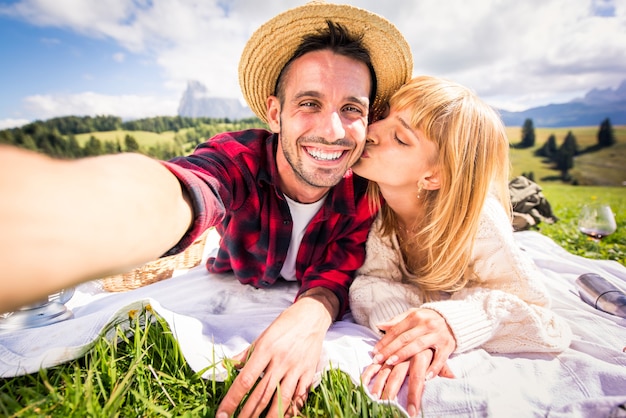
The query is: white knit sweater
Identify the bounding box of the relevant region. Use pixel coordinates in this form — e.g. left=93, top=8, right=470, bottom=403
left=349, top=196, right=572, bottom=354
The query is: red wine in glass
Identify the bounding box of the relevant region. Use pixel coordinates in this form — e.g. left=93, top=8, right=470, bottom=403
left=578, top=204, right=617, bottom=241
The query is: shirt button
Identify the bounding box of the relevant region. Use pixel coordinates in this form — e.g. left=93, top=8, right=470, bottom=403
left=283, top=220, right=290, bottom=225
left=260, top=280, right=270, bottom=287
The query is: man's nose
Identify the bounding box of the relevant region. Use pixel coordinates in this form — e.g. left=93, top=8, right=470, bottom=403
left=323, top=111, right=346, bottom=142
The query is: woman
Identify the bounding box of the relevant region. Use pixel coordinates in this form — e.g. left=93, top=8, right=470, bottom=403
left=349, top=76, right=572, bottom=417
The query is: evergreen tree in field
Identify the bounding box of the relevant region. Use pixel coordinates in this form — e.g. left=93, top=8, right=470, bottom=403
left=546, top=134, right=557, bottom=158
left=597, top=118, right=616, bottom=147
left=555, top=131, right=578, bottom=179
left=124, top=134, right=140, bottom=153
left=520, top=118, right=536, bottom=148
left=536, top=133, right=557, bottom=159
left=83, top=135, right=103, bottom=156
left=67, top=134, right=83, bottom=158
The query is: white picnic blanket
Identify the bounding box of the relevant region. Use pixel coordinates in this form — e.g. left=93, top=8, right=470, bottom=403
left=1, top=230, right=625, bottom=417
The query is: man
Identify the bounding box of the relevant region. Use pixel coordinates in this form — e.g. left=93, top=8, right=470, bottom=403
left=0, top=2, right=412, bottom=416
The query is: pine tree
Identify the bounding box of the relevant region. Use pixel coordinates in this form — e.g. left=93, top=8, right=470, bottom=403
left=124, top=134, right=140, bottom=152
left=520, top=118, right=536, bottom=148
left=597, top=118, right=616, bottom=147
left=555, top=131, right=578, bottom=179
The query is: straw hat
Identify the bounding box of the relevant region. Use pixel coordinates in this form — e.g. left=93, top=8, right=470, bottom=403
left=239, top=1, right=413, bottom=124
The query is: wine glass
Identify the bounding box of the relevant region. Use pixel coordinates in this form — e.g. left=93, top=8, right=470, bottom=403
left=578, top=203, right=617, bottom=241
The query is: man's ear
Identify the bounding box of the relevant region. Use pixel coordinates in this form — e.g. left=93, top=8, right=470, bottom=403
left=266, top=96, right=281, bottom=133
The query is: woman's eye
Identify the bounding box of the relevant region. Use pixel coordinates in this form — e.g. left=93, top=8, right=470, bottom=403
left=394, top=134, right=408, bottom=146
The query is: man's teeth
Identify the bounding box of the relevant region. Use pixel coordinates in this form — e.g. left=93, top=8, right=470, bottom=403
left=308, top=149, right=343, bottom=161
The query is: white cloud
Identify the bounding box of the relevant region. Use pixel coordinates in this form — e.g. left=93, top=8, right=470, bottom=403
left=112, top=52, right=125, bottom=63
left=0, top=118, right=30, bottom=130
left=22, top=92, right=178, bottom=120
left=2, top=0, right=626, bottom=119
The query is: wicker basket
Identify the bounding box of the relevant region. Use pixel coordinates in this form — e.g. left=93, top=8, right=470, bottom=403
left=100, top=230, right=208, bottom=292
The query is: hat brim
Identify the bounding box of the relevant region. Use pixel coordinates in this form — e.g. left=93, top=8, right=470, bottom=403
left=238, top=2, right=413, bottom=124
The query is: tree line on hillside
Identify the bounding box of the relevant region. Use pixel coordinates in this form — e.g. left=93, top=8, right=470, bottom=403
left=0, top=115, right=266, bottom=160
left=514, top=117, right=617, bottom=184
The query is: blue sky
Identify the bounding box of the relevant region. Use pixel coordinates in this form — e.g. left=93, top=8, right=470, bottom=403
left=0, top=0, right=625, bottom=129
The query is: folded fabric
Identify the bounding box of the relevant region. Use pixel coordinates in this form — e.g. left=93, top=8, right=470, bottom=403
left=1, top=231, right=625, bottom=417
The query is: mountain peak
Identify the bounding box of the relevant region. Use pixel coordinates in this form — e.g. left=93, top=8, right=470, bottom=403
left=576, top=79, right=626, bottom=105
left=177, top=80, right=254, bottom=119
left=499, top=79, right=626, bottom=127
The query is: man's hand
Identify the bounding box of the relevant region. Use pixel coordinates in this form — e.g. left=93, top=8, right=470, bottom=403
left=216, top=287, right=338, bottom=417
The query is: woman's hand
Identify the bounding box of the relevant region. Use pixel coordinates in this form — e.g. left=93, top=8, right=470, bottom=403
left=373, top=308, right=456, bottom=376
left=363, top=308, right=456, bottom=417
left=361, top=348, right=453, bottom=417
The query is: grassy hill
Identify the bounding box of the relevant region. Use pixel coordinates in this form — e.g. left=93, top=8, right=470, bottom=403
left=507, top=125, right=626, bottom=186
left=75, top=130, right=177, bottom=148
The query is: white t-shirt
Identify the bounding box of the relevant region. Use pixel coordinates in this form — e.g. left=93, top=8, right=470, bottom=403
left=279, top=195, right=326, bottom=281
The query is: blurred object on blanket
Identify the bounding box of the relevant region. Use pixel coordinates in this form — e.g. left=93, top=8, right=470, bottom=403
left=576, top=273, right=626, bottom=318
left=100, top=229, right=209, bottom=292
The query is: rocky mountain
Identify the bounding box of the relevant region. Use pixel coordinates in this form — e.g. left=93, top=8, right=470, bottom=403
left=177, top=81, right=255, bottom=119
left=499, top=79, right=626, bottom=127
left=177, top=79, right=626, bottom=127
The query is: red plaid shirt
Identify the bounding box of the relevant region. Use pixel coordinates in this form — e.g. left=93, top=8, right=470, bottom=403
left=161, top=129, right=374, bottom=318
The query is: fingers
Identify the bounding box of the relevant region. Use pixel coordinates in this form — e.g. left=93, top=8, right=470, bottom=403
left=427, top=347, right=456, bottom=380
left=362, top=348, right=453, bottom=418
left=372, top=308, right=456, bottom=371
left=228, top=346, right=251, bottom=369
left=361, top=362, right=382, bottom=388
left=370, top=365, right=392, bottom=399
left=381, top=361, right=410, bottom=400
left=286, top=379, right=310, bottom=417
left=218, top=361, right=269, bottom=417
left=436, top=362, right=456, bottom=379
left=267, top=370, right=311, bottom=418
left=405, top=349, right=433, bottom=418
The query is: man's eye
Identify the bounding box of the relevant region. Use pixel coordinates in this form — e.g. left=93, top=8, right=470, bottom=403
left=343, top=105, right=365, bottom=115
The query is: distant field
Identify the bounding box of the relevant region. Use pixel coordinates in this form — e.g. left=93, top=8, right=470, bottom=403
left=77, top=124, right=626, bottom=186
left=507, top=125, right=626, bottom=186
left=74, top=130, right=178, bottom=148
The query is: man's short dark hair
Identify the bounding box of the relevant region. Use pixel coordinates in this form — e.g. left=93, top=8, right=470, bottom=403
left=274, top=21, right=377, bottom=109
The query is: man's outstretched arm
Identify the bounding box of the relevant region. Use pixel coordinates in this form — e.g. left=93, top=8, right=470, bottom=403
left=0, top=145, right=193, bottom=312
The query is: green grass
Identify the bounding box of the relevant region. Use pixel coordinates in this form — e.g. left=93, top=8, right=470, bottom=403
left=75, top=130, right=178, bottom=148
left=538, top=184, right=625, bottom=265
left=0, top=309, right=403, bottom=417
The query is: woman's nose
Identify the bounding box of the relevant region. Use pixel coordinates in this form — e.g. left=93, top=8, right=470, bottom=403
left=366, top=122, right=382, bottom=145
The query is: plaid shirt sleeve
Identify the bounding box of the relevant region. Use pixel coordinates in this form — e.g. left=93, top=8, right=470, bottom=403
left=158, top=160, right=226, bottom=256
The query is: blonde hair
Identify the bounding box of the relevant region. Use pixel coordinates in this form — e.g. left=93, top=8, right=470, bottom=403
left=368, top=76, right=512, bottom=297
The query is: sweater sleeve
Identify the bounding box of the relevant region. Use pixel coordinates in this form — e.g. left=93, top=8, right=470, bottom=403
left=421, top=197, right=572, bottom=353
left=350, top=199, right=572, bottom=354
left=349, top=216, right=421, bottom=335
